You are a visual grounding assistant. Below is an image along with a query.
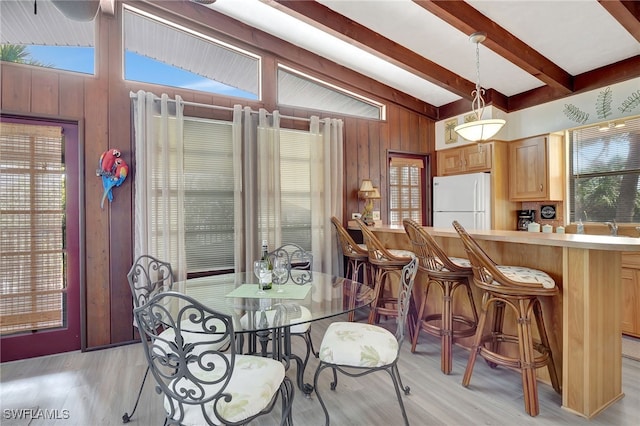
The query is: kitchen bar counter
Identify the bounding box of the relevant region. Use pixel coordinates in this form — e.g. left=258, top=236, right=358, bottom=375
left=359, top=224, right=640, bottom=419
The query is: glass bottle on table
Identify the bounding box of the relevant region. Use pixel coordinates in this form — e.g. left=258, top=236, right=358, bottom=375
left=260, top=239, right=273, bottom=290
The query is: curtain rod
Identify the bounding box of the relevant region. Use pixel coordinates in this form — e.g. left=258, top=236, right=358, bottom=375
left=129, top=92, right=314, bottom=123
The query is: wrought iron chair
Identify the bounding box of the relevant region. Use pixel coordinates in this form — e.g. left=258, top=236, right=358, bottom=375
left=452, top=221, right=560, bottom=417
left=331, top=216, right=370, bottom=321
left=241, top=243, right=318, bottom=379
left=123, top=255, right=229, bottom=423
left=133, top=290, right=294, bottom=425
left=312, top=257, right=418, bottom=426
left=402, top=218, right=478, bottom=374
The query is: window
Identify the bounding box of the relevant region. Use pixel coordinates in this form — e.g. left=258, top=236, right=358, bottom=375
left=278, top=129, right=313, bottom=248
left=181, top=119, right=314, bottom=275
left=0, top=123, right=66, bottom=335
left=388, top=154, right=427, bottom=226
left=0, top=1, right=95, bottom=75
left=278, top=65, right=385, bottom=120
left=183, top=118, right=235, bottom=273
left=123, top=6, right=260, bottom=99
left=569, top=116, right=640, bottom=223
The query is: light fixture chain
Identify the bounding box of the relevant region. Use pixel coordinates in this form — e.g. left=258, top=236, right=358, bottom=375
left=471, top=38, right=485, bottom=121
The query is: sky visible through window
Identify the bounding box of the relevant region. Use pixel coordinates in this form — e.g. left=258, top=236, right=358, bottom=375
left=24, top=46, right=255, bottom=99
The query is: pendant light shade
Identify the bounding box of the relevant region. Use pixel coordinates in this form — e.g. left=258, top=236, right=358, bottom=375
left=454, top=32, right=506, bottom=142
left=454, top=118, right=505, bottom=142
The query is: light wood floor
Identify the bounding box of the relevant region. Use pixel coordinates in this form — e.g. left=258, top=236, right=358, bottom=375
left=2, top=314, right=639, bottom=426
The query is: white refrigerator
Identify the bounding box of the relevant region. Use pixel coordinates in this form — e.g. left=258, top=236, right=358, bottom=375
left=433, top=172, right=491, bottom=230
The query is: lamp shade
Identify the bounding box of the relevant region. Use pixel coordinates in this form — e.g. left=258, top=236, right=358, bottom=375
left=367, top=187, right=381, bottom=199
left=454, top=119, right=505, bottom=142
left=359, top=179, right=374, bottom=192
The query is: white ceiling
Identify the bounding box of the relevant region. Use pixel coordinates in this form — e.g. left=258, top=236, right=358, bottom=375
left=204, top=0, right=640, bottom=110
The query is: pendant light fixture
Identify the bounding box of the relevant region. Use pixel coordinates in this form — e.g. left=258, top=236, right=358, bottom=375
left=454, top=32, right=506, bottom=142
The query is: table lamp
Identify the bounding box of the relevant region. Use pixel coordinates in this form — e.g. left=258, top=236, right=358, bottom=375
left=359, top=180, right=381, bottom=226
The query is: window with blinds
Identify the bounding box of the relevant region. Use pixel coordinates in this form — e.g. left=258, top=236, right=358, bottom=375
left=389, top=155, right=425, bottom=226
left=183, top=118, right=235, bottom=273
left=569, top=115, right=640, bottom=223
left=0, top=123, right=66, bottom=335
left=279, top=129, right=312, bottom=249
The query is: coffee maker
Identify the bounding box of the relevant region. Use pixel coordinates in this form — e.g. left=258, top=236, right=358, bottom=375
left=517, top=210, right=535, bottom=231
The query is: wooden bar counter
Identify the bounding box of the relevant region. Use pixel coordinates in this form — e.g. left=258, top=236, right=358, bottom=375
left=365, top=225, right=640, bottom=419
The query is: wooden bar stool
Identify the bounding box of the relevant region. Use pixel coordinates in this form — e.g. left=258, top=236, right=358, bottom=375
left=331, top=216, right=370, bottom=321
left=453, top=221, right=561, bottom=417
left=356, top=219, right=416, bottom=336
left=403, top=219, right=478, bottom=375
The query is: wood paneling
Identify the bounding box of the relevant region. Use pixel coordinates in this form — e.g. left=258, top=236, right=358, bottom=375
left=0, top=1, right=435, bottom=350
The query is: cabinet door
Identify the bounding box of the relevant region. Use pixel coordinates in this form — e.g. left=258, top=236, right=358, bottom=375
left=463, top=143, right=492, bottom=172
left=621, top=267, right=639, bottom=337
left=437, top=148, right=464, bottom=176
left=509, top=136, right=547, bottom=200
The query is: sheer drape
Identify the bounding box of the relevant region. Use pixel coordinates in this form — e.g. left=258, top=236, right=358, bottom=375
left=133, top=92, right=343, bottom=278
left=132, top=91, right=187, bottom=282
left=311, top=117, right=344, bottom=276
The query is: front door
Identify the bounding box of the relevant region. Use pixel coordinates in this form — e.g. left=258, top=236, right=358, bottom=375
left=0, top=117, right=82, bottom=361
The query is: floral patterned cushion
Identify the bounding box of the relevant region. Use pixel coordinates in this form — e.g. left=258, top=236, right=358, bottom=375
left=164, top=354, right=285, bottom=425
left=495, top=265, right=556, bottom=289
left=449, top=256, right=471, bottom=268
left=318, top=322, right=398, bottom=368
left=388, top=249, right=415, bottom=259
left=240, top=305, right=312, bottom=334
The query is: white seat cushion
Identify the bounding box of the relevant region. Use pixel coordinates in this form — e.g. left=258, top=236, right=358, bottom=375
left=165, top=354, right=285, bottom=426
left=449, top=256, right=471, bottom=268
left=318, top=322, right=398, bottom=368
left=240, top=305, right=312, bottom=334
left=495, top=265, right=556, bottom=289
left=388, top=249, right=415, bottom=259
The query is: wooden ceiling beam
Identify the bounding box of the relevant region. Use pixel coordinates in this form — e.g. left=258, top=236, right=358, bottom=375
left=269, top=0, right=476, bottom=101
left=414, top=0, right=574, bottom=95
left=598, top=0, right=640, bottom=42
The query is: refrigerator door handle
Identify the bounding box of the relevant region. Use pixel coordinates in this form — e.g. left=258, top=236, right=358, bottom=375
left=474, top=180, right=478, bottom=211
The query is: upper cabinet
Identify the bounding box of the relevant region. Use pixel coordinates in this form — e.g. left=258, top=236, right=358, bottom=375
left=437, top=142, right=493, bottom=176
left=508, top=134, right=564, bottom=201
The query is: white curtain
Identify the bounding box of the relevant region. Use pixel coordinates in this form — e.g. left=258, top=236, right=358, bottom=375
left=131, top=90, right=187, bottom=282
left=132, top=94, right=343, bottom=278
left=311, top=117, right=344, bottom=276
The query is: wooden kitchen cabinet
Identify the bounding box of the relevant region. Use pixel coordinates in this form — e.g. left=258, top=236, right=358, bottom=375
left=622, top=252, right=640, bottom=337
left=437, top=142, right=492, bottom=176
left=508, top=134, right=564, bottom=201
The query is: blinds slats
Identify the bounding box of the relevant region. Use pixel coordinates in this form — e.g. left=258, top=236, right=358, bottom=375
left=0, top=122, right=66, bottom=335
left=570, top=116, right=640, bottom=223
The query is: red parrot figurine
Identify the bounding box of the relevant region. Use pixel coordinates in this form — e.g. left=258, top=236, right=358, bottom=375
left=98, top=150, right=128, bottom=209
left=96, top=149, right=121, bottom=177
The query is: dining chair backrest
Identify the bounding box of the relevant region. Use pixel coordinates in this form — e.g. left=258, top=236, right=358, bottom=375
left=331, top=216, right=368, bottom=258
left=403, top=218, right=471, bottom=274
left=133, top=291, right=238, bottom=424
left=452, top=221, right=555, bottom=296
left=269, top=243, right=313, bottom=284
left=395, top=257, right=419, bottom=346
left=356, top=218, right=410, bottom=267
left=127, top=254, right=174, bottom=308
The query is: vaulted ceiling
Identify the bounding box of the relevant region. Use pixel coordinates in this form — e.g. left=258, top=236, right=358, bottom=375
left=201, top=0, right=640, bottom=120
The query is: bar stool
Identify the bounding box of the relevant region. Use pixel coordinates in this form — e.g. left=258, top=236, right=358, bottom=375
left=452, top=221, right=561, bottom=417
left=402, top=218, right=478, bottom=375
left=356, top=219, right=416, bottom=336
left=331, top=216, right=370, bottom=321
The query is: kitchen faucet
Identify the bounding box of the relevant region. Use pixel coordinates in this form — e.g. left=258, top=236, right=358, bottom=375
left=605, top=220, right=618, bottom=236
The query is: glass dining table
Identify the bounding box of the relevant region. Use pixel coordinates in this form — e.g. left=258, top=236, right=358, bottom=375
left=175, top=270, right=374, bottom=395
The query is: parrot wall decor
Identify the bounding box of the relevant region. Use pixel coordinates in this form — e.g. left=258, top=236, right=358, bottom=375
left=97, top=149, right=129, bottom=209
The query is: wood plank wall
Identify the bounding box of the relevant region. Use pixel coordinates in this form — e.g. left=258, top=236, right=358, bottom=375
left=0, top=1, right=435, bottom=349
